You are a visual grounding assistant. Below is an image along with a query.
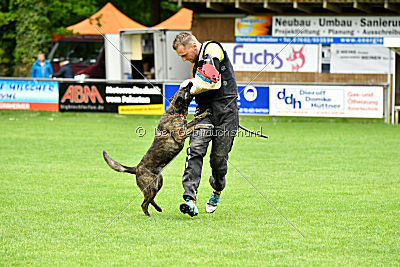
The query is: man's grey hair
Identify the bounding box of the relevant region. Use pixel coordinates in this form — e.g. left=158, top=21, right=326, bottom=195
left=172, top=32, right=194, bottom=50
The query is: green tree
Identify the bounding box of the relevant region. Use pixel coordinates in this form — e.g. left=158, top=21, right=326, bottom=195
left=0, top=0, right=17, bottom=76
left=47, top=0, right=98, bottom=35
left=96, top=0, right=180, bottom=26
left=1, top=0, right=180, bottom=77
left=14, top=0, right=53, bottom=76
left=13, top=0, right=99, bottom=76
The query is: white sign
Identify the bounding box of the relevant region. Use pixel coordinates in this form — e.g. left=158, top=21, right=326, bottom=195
left=223, top=43, right=319, bottom=72
left=269, top=85, right=383, bottom=118
left=273, top=16, right=400, bottom=37
left=330, top=45, right=390, bottom=74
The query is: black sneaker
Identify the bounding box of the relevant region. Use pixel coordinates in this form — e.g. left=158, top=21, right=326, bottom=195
left=180, top=198, right=198, bottom=217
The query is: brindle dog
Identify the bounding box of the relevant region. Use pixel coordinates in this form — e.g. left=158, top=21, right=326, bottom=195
left=103, top=82, right=212, bottom=216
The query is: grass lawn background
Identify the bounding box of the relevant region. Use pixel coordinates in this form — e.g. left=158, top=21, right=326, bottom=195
left=0, top=110, right=399, bottom=265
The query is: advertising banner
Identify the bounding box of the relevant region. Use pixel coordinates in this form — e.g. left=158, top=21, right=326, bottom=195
left=164, top=84, right=269, bottom=115
left=0, top=79, right=59, bottom=111
left=223, top=43, right=319, bottom=72
left=237, top=85, right=269, bottom=115
left=269, top=85, right=383, bottom=118
left=59, top=82, right=163, bottom=114
left=235, top=36, right=384, bottom=45
left=272, top=16, right=400, bottom=37
left=235, top=16, right=272, bottom=36
left=237, top=16, right=400, bottom=44
left=330, top=45, right=390, bottom=74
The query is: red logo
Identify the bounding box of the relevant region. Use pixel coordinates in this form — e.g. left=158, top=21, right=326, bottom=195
left=61, top=85, right=104, bottom=103
left=286, top=46, right=305, bottom=72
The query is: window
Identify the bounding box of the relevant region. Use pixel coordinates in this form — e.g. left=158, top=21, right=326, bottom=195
left=51, top=41, right=103, bottom=67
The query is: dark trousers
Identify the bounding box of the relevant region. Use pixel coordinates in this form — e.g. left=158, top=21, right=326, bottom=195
left=182, top=98, right=239, bottom=201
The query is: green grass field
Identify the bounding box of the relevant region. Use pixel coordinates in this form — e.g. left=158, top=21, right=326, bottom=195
left=1, top=110, right=399, bottom=265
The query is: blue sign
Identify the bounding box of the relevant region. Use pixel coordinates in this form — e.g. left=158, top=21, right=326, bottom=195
left=238, top=85, right=269, bottom=115
left=235, top=36, right=384, bottom=45
left=163, top=84, right=269, bottom=115
left=0, top=80, right=59, bottom=103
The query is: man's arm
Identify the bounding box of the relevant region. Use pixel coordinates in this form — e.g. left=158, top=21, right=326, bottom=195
left=30, top=64, right=35, bottom=77
left=190, top=43, right=224, bottom=95
left=48, top=62, right=53, bottom=76
left=52, top=66, right=65, bottom=78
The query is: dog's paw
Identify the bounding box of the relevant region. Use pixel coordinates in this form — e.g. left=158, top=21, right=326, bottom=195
left=199, top=109, right=212, bottom=118
left=204, top=108, right=213, bottom=116
left=197, top=123, right=214, bottom=129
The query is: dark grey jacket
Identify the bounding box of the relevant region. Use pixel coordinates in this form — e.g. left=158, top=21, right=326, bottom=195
left=53, top=63, right=74, bottom=78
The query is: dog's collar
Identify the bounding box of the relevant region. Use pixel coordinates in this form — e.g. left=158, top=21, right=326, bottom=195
left=169, top=113, right=187, bottom=120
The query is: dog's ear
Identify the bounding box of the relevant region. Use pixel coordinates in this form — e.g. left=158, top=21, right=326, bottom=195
left=185, top=82, right=193, bottom=91
left=183, top=82, right=193, bottom=99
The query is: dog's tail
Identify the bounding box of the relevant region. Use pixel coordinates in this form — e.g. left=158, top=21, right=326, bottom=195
left=103, top=151, right=136, bottom=174
left=238, top=124, right=268, bottom=139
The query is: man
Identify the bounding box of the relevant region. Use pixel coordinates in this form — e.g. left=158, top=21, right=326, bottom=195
left=30, top=53, right=53, bottom=78
left=52, top=57, right=74, bottom=78
left=173, top=32, right=239, bottom=217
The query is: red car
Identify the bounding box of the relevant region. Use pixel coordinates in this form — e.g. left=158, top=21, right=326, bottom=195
left=49, top=35, right=105, bottom=79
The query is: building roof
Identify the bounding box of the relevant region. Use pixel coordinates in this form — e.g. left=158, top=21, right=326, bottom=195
left=170, top=0, right=400, bottom=15
left=67, top=2, right=147, bottom=35
left=152, top=8, right=193, bottom=30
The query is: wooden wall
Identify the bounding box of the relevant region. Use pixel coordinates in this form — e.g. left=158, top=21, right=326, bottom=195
left=192, top=16, right=235, bottom=43
left=234, top=72, right=388, bottom=84
left=192, top=16, right=389, bottom=86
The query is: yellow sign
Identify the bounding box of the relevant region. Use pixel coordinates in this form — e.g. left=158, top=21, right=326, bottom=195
left=235, top=16, right=272, bottom=36
left=118, top=104, right=164, bottom=115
